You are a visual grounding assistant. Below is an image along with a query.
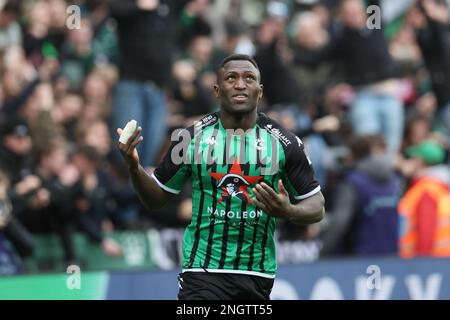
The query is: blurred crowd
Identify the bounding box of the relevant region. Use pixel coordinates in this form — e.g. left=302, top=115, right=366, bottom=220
left=1, top=0, right=450, bottom=273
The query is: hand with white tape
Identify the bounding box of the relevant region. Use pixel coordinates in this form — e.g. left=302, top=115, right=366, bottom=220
left=117, top=120, right=143, bottom=171
left=119, top=119, right=137, bottom=144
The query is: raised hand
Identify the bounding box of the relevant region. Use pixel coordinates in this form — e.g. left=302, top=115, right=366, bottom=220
left=252, top=179, right=293, bottom=219
left=117, top=126, right=143, bottom=170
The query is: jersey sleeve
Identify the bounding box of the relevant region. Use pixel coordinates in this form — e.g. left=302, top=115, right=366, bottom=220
left=283, top=137, right=321, bottom=202
left=152, top=130, right=192, bottom=194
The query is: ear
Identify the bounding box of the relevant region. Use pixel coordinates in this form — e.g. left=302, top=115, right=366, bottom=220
left=214, top=84, right=220, bottom=98
left=258, top=84, right=264, bottom=99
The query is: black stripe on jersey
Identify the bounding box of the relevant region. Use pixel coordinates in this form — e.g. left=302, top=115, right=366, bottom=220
left=247, top=126, right=260, bottom=271
left=218, top=130, right=233, bottom=269
left=234, top=137, right=248, bottom=269
left=188, top=163, right=205, bottom=268
left=247, top=213, right=260, bottom=271
left=234, top=196, right=248, bottom=269
left=259, top=216, right=271, bottom=274
left=218, top=197, right=232, bottom=269
left=188, top=131, right=205, bottom=267
left=203, top=123, right=219, bottom=268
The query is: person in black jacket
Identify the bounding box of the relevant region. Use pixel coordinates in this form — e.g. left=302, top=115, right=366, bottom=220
left=110, top=0, right=188, bottom=167
left=410, top=0, right=450, bottom=139
left=295, top=0, right=404, bottom=156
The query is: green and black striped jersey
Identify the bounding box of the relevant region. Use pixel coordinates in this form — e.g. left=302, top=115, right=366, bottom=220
left=152, top=112, right=320, bottom=278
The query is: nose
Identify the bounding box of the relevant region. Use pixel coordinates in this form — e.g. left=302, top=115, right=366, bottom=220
left=234, top=77, right=246, bottom=90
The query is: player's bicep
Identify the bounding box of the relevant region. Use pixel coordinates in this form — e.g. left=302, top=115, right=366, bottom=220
left=154, top=183, right=178, bottom=205
left=152, top=133, right=192, bottom=194
left=283, top=138, right=320, bottom=202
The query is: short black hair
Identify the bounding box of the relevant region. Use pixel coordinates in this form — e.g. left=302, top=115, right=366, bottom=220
left=216, top=54, right=260, bottom=82
left=220, top=54, right=259, bottom=70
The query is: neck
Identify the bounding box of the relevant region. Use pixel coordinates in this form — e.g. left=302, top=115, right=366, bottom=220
left=219, top=109, right=258, bottom=131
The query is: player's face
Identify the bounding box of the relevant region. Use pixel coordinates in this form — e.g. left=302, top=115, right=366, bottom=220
left=215, top=60, right=263, bottom=115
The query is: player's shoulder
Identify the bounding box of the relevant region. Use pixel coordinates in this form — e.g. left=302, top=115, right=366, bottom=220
left=186, top=112, right=220, bottom=134
left=194, top=112, right=220, bottom=130
left=174, top=112, right=220, bottom=139
left=258, top=112, right=304, bottom=151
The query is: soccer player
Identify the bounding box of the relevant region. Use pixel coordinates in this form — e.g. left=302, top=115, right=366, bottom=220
left=117, top=54, right=325, bottom=300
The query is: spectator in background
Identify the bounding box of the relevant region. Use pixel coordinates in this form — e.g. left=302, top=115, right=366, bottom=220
left=0, top=170, right=34, bottom=274
left=30, top=139, right=79, bottom=265
left=110, top=0, right=188, bottom=167
left=169, top=59, right=214, bottom=129
left=403, top=115, right=434, bottom=150
left=85, top=0, right=119, bottom=66
left=286, top=8, right=343, bottom=188
left=71, top=146, right=123, bottom=256
left=1, top=44, right=59, bottom=119
left=410, top=0, right=450, bottom=140
left=180, top=23, right=225, bottom=101
left=398, top=140, right=450, bottom=257
left=76, top=118, right=112, bottom=159
left=396, top=114, right=448, bottom=177
left=222, top=17, right=256, bottom=57
left=0, top=170, right=22, bottom=275
left=291, top=10, right=336, bottom=107
left=0, top=0, right=22, bottom=52
left=82, top=66, right=118, bottom=121
left=296, top=0, right=404, bottom=156
left=46, top=0, right=68, bottom=55
left=0, top=118, right=63, bottom=265
left=254, top=14, right=305, bottom=115
left=52, top=93, right=84, bottom=142
left=76, top=119, right=139, bottom=229
left=60, top=18, right=96, bottom=91
left=1, top=45, right=39, bottom=115
left=409, top=92, right=450, bottom=149
left=321, top=135, right=400, bottom=256
left=75, top=119, right=140, bottom=229
left=0, top=117, right=38, bottom=186
left=22, top=0, right=53, bottom=66
left=178, top=0, right=213, bottom=50
left=59, top=2, right=118, bottom=92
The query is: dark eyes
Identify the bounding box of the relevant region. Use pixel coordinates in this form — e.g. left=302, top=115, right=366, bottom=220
left=225, top=75, right=256, bottom=81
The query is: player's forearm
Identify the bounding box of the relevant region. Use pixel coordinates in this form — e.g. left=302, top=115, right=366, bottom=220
left=129, top=165, right=167, bottom=209
left=286, top=192, right=325, bottom=225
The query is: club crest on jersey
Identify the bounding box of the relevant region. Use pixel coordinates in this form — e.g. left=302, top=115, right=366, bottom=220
left=210, top=158, right=263, bottom=205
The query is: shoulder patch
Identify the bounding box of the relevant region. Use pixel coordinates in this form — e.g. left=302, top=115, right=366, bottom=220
left=295, top=136, right=303, bottom=147
left=194, top=113, right=219, bottom=130
left=263, top=124, right=293, bottom=147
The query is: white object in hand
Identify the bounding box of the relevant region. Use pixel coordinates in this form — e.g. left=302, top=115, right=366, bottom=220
left=119, top=120, right=137, bottom=144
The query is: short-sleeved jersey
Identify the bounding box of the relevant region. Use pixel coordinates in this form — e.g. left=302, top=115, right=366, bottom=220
left=152, top=112, right=320, bottom=278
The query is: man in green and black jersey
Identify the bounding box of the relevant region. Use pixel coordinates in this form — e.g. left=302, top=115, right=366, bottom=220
left=117, top=54, right=325, bottom=300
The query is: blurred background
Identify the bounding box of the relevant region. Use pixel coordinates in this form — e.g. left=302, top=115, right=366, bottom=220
left=1, top=0, right=450, bottom=299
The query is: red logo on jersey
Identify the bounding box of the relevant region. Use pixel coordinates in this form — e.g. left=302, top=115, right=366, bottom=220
left=210, top=158, right=263, bottom=204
